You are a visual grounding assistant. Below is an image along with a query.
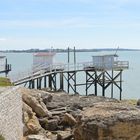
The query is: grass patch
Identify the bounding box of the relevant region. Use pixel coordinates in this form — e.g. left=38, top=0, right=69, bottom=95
left=122, top=99, right=137, bottom=105
left=0, top=135, right=5, bottom=140
left=0, top=77, right=13, bottom=87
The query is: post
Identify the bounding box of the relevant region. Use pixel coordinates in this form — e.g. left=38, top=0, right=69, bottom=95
left=102, top=71, right=105, bottom=96
left=67, top=72, right=70, bottom=93
left=120, top=70, right=122, bottom=100
left=74, top=46, right=76, bottom=70
left=32, top=80, right=35, bottom=89
left=74, top=72, right=77, bottom=94
left=37, top=78, right=39, bottom=89
left=86, top=71, right=88, bottom=96
left=48, top=74, right=52, bottom=90
left=44, top=76, right=47, bottom=88
left=94, top=70, right=97, bottom=96
left=111, top=70, right=114, bottom=98
left=60, top=72, right=64, bottom=90
left=5, top=58, right=8, bottom=77
left=68, top=47, right=70, bottom=71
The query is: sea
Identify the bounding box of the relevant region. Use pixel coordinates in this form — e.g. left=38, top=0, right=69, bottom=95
left=3, top=51, right=140, bottom=100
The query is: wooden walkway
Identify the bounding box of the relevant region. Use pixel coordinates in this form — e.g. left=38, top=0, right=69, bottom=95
left=10, top=61, right=129, bottom=100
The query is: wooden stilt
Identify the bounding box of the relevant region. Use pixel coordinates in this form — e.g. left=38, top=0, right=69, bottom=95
left=94, top=71, right=97, bottom=96
left=44, top=76, right=47, bottom=88
left=111, top=70, right=114, bottom=98
left=120, top=70, right=122, bottom=100
left=60, top=72, right=64, bottom=90
left=48, top=75, right=52, bottom=90
left=102, top=70, right=105, bottom=97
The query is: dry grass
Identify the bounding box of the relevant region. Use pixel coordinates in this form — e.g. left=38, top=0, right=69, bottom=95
left=0, top=77, right=13, bottom=87
left=121, top=99, right=137, bottom=105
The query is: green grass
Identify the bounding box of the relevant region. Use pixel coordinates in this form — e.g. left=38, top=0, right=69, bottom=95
left=0, top=77, right=13, bottom=87
left=0, top=135, right=5, bottom=140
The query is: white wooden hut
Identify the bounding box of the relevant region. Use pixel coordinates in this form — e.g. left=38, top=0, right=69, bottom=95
left=33, top=52, right=56, bottom=72
left=92, top=54, right=118, bottom=69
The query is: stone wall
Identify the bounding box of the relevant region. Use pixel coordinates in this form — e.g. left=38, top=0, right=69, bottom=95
left=0, top=87, right=23, bottom=140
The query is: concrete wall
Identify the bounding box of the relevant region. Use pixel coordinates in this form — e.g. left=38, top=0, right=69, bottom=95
left=0, top=87, right=23, bottom=140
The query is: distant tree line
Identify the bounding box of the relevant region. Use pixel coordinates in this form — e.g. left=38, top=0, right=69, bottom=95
left=0, top=48, right=139, bottom=53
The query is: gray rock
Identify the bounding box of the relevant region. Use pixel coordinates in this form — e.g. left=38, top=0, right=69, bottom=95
left=44, top=119, right=59, bottom=131
left=26, top=135, right=50, bottom=140
left=42, top=93, right=53, bottom=104
left=57, top=130, right=73, bottom=140
left=62, top=113, right=77, bottom=127
left=22, top=93, right=51, bottom=117
left=74, top=102, right=140, bottom=140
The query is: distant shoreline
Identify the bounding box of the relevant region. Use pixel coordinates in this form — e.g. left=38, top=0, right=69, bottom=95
left=0, top=48, right=140, bottom=53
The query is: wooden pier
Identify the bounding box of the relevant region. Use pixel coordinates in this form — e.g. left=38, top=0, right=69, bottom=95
left=12, top=60, right=129, bottom=100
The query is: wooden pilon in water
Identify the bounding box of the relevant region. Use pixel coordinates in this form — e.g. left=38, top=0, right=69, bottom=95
left=0, top=55, right=11, bottom=76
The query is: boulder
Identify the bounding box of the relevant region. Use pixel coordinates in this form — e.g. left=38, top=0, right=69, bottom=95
left=38, top=117, right=48, bottom=129
left=74, top=102, right=140, bottom=140
left=26, top=135, right=50, bottom=140
left=57, top=130, right=73, bottom=140
left=41, top=93, right=53, bottom=104
left=22, top=93, right=51, bottom=117
left=62, top=113, right=77, bottom=127
left=27, top=116, right=42, bottom=134
left=23, top=102, right=42, bottom=135
left=44, top=119, right=59, bottom=131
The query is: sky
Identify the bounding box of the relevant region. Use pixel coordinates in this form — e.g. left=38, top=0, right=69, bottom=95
left=0, top=0, right=140, bottom=50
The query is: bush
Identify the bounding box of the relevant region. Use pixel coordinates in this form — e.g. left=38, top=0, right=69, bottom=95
left=0, top=135, right=5, bottom=140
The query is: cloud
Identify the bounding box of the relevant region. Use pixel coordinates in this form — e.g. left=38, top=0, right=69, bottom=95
left=0, top=38, right=7, bottom=41
left=0, top=18, right=93, bottom=29
left=0, top=17, right=140, bottom=30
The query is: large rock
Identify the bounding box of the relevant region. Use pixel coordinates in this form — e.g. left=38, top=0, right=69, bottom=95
left=44, top=119, right=59, bottom=131
left=18, top=87, right=52, bottom=117
left=46, top=92, right=118, bottom=110
left=74, top=102, right=140, bottom=140
left=57, top=130, right=73, bottom=140
left=62, top=113, right=77, bottom=127
left=26, top=135, right=50, bottom=140
left=22, top=91, right=50, bottom=117
left=23, top=102, right=42, bottom=135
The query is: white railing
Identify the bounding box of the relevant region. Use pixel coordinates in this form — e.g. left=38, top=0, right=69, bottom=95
left=9, top=61, right=129, bottom=83
left=114, top=61, right=129, bottom=69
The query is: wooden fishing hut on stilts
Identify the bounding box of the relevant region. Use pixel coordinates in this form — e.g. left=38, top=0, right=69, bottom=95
left=12, top=48, right=129, bottom=100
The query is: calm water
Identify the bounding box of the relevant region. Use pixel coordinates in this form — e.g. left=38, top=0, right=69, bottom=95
left=3, top=51, right=140, bottom=99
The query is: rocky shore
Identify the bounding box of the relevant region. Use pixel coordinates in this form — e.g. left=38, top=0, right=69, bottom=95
left=19, top=87, right=140, bottom=140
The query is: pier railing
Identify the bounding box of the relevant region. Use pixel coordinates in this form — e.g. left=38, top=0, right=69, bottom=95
left=9, top=61, right=129, bottom=83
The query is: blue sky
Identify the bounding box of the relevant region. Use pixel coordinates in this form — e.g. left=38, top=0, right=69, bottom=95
left=0, top=0, right=140, bottom=50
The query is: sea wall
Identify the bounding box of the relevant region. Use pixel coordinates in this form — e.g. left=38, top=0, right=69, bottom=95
left=0, top=87, right=23, bottom=140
